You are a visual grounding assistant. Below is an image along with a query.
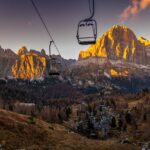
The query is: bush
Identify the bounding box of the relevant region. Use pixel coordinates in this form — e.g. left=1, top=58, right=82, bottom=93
left=28, top=116, right=36, bottom=125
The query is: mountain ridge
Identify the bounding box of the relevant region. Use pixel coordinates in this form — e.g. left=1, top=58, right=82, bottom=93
left=0, top=46, right=76, bottom=79
left=0, top=25, right=150, bottom=79
left=79, top=25, right=149, bottom=65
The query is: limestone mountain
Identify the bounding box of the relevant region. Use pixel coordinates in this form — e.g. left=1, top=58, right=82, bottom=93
left=79, top=25, right=148, bottom=65
left=0, top=46, right=17, bottom=77
left=12, top=47, right=47, bottom=79
left=11, top=47, right=75, bottom=79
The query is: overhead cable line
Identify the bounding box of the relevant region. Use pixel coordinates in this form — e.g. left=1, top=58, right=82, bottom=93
left=30, top=0, right=69, bottom=72
left=88, top=0, right=92, bottom=15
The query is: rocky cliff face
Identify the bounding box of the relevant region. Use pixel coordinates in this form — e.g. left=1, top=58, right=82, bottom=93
left=79, top=25, right=147, bottom=65
left=139, top=37, right=150, bottom=47
left=138, top=37, right=150, bottom=64
left=0, top=46, right=17, bottom=77
left=12, top=47, right=47, bottom=79
left=11, top=47, right=73, bottom=79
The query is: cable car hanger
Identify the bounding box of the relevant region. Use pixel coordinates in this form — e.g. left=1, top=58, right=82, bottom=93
left=86, top=0, right=95, bottom=20
left=77, top=0, right=97, bottom=45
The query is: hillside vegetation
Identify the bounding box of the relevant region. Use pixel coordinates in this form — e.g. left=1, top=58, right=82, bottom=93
left=0, top=109, right=140, bottom=150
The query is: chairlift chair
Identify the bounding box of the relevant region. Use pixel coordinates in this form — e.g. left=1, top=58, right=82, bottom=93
left=77, top=19, right=97, bottom=45
left=48, top=41, right=60, bottom=76
left=77, top=0, right=97, bottom=45
left=49, top=57, right=60, bottom=76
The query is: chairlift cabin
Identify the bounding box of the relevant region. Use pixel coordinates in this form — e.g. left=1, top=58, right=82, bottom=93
left=77, top=19, right=97, bottom=45
left=49, top=41, right=60, bottom=76
left=49, top=57, right=60, bottom=76
left=77, top=0, right=97, bottom=45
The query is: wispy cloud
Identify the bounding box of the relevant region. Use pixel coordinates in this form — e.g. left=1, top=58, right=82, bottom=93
left=120, top=0, right=150, bottom=23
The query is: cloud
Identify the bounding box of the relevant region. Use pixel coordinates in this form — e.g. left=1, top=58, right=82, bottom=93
left=120, top=0, right=150, bottom=23
left=140, top=0, right=150, bottom=9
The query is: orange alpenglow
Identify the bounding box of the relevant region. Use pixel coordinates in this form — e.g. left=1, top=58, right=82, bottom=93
left=79, top=25, right=147, bottom=65
left=12, top=47, right=47, bottom=79
left=139, top=37, right=150, bottom=46
left=79, top=38, right=108, bottom=59
left=110, top=69, right=129, bottom=77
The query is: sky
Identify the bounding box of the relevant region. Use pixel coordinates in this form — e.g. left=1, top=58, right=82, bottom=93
left=0, top=0, right=150, bottom=59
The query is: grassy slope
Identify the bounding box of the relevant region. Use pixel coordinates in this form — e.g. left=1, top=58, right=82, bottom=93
left=0, top=109, right=140, bottom=150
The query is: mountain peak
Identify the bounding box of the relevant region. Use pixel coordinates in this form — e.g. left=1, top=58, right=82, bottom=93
left=79, top=25, right=147, bottom=65
left=41, top=49, right=46, bottom=56
left=112, top=25, right=128, bottom=29
left=17, top=46, right=28, bottom=56
left=12, top=48, right=47, bottom=79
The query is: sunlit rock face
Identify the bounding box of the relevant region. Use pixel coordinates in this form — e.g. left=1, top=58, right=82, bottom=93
left=110, top=69, right=129, bottom=77
left=12, top=47, right=47, bottom=79
left=0, top=46, right=17, bottom=77
left=138, top=37, right=150, bottom=64
left=79, top=25, right=147, bottom=65
left=139, top=37, right=150, bottom=46
left=17, top=46, right=28, bottom=56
